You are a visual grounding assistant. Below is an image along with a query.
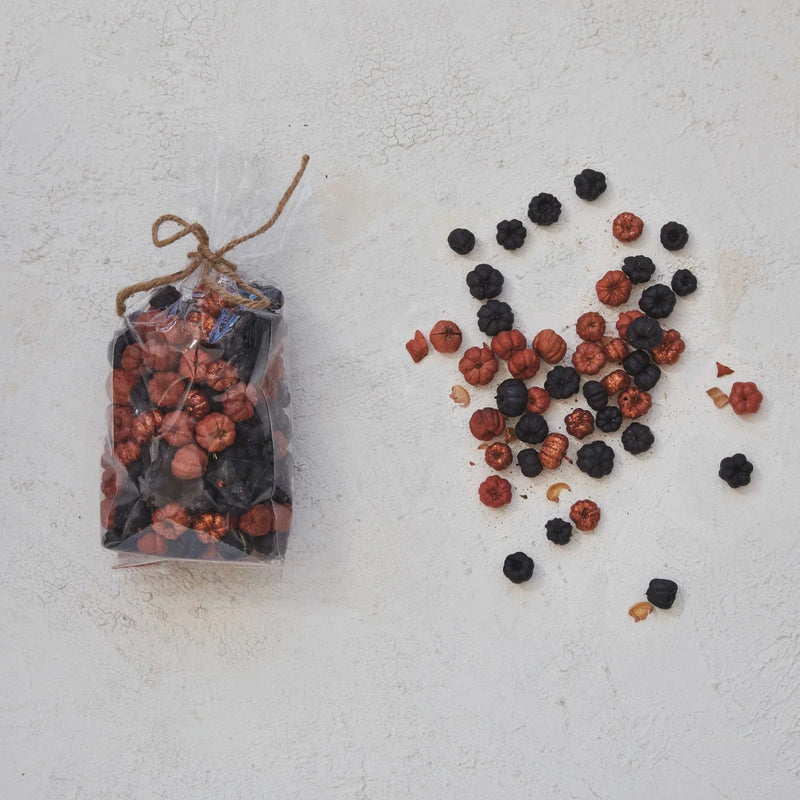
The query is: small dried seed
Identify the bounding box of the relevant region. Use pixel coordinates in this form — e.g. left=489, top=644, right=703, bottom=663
left=629, top=601, right=655, bottom=622
left=546, top=482, right=571, bottom=502
left=706, top=387, right=729, bottom=408
left=450, top=385, right=471, bottom=407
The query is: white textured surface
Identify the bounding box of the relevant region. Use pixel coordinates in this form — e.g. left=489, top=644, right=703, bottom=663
left=2, top=1, right=800, bottom=798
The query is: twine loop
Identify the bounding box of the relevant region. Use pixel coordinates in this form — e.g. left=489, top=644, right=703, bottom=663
left=116, top=155, right=309, bottom=316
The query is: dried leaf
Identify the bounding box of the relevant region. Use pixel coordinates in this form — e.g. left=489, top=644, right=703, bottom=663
left=706, top=387, right=729, bottom=408
left=505, top=428, right=518, bottom=443
left=716, top=362, right=734, bottom=378
left=546, top=482, right=571, bottom=502
left=628, top=602, right=654, bottom=622
left=449, top=385, right=470, bottom=407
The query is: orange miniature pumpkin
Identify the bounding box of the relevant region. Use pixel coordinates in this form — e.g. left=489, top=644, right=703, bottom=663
left=491, top=329, right=527, bottom=361
left=572, top=342, right=606, bottom=375
left=616, top=309, right=644, bottom=340
left=576, top=312, right=606, bottom=342
left=532, top=329, right=567, bottom=364
left=469, top=408, right=506, bottom=441
left=728, top=382, right=763, bottom=415
left=508, top=349, right=540, bottom=380
left=459, top=345, right=499, bottom=386
left=596, top=270, right=633, bottom=307
left=429, top=320, right=463, bottom=353
left=526, top=387, right=550, bottom=414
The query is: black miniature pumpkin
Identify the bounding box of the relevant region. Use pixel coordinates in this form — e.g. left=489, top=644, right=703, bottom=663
left=576, top=440, right=615, bottom=478
left=495, top=378, right=528, bottom=417
left=515, top=412, right=549, bottom=444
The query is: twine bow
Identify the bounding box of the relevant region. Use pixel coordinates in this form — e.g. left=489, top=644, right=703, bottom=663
left=116, top=154, right=310, bottom=316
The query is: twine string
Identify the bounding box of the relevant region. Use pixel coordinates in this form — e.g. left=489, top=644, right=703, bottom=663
left=115, top=154, right=310, bottom=316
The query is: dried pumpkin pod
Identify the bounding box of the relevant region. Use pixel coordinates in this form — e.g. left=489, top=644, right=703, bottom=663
left=716, top=362, right=734, bottom=378
left=706, top=387, right=729, bottom=408
left=546, top=482, right=571, bottom=502
left=406, top=330, right=428, bottom=363
left=449, top=385, right=471, bottom=407
left=628, top=602, right=655, bottom=622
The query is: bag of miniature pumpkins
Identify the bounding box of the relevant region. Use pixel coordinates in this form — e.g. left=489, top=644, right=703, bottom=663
left=101, top=155, right=309, bottom=564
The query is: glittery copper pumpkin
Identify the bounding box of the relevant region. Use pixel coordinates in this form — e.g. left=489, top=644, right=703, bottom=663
left=651, top=329, right=686, bottom=366
left=564, top=408, right=594, bottom=440
left=601, top=369, right=631, bottom=396
left=619, top=387, right=653, bottom=419
left=131, top=410, right=163, bottom=444
left=184, top=388, right=211, bottom=420
left=183, top=309, right=216, bottom=342
left=485, top=442, right=513, bottom=470
left=114, top=440, right=141, bottom=467
left=193, top=511, right=227, bottom=543
left=540, top=433, right=569, bottom=470
left=612, top=212, right=644, bottom=242
left=602, top=337, right=628, bottom=363
left=205, top=360, right=239, bottom=392
left=569, top=499, right=601, bottom=531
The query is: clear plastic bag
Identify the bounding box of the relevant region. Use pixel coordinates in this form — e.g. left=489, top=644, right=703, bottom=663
left=100, top=155, right=308, bottom=565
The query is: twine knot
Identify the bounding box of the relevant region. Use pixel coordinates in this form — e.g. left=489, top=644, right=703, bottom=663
left=116, top=154, right=309, bottom=316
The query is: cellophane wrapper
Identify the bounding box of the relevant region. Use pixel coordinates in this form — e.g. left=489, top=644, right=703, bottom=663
left=101, top=276, right=293, bottom=564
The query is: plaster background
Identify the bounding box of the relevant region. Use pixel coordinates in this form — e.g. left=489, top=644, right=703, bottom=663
left=2, top=1, right=799, bottom=798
